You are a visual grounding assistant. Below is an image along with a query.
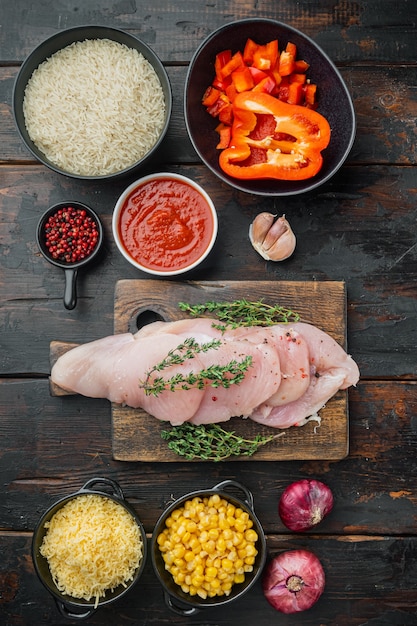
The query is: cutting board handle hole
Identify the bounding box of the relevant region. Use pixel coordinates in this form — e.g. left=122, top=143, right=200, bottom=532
left=135, top=309, right=166, bottom=330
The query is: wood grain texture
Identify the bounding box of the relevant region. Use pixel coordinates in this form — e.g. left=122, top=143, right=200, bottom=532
left=1, top=1, right=417, bottom=624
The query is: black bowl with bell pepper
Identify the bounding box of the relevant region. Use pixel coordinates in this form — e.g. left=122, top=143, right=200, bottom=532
left=36, top=202, right=103, bottom=310
left=184, top=18, right=356, bottom=197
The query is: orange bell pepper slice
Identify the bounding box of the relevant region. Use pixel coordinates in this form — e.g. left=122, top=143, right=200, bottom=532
left=231, top=66, right=254, bottom=92
left=218, top=92, right=331, bottom=181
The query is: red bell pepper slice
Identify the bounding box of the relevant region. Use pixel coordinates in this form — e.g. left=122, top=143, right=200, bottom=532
left=252, top=40, right=279, bottom=70
left=287, top=81, right=304, bottom=105
left=215, top=123, right=232, bottom=149
left=202, top=86, right=221, bottom=107
left=251, top=75, right=276, bottom=94
left=214, top=49, right=232, bottom=81
left=242, top=38, right=259, bottom=65
left=218, top=92, right=331, bottom=181
left=220, top=51, right=245, bottom=78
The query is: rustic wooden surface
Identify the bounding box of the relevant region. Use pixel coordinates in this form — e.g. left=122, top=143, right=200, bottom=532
left=1, top=1, right=417, bottom=624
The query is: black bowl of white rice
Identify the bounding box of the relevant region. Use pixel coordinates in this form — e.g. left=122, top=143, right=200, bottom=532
left=13, top=26, right=172, bottom=180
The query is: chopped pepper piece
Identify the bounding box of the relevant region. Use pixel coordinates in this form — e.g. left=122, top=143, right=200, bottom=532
left=218, top=92, right=331, bottom=181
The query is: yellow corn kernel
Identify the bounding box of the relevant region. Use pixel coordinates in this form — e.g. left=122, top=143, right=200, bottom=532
left=184, top=550, right=194, bottom=563
left=234, top=519, right=246, bottom=533
left=221, top=558, right=233, bottom=571
left=186, top=520, right=197, bottom=533
left=175, top=571, right=186, bottom=583
left=202, top=540, right=216, bottom=554
left=216, top=537, right=226, bottom=552
left=191, top=575, right=204, bottom=588
left=208, top=528, right=219, bottom=541
left=205, top=566, right=218, bottom=579
left=194, top=564, right=204, bottom=576
left=209, top=578, right=221, bottom=590
left=235, top=558, right=244, bottom=571
left=199, top=530, right=208, bottom=543
left=244, top=556, right=255, bottom=566
left=162, top=553, right=173, bottom=565
left=188, top=537, right=201, bottom=551
left=173, top=544, right=186, bottom=559
left=197, top=588, right=207, bottom=599
left=245, top=544, right=257, bottom=557
left=234, top=573, right=245, bottom=584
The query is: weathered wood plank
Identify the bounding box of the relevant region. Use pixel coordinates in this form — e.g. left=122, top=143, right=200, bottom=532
left=1, top=0, right=417, bottom=64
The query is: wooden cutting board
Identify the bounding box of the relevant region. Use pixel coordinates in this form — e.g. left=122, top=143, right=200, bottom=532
left=50, top=279, right=350, bottom=462
left=112, top=279, right=349, bottom=462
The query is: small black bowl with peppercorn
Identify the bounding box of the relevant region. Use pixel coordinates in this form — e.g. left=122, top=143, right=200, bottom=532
left=37, top=201, right=103, bottom=310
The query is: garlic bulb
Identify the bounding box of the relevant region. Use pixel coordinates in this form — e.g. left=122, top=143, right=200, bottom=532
left=249, top=212, right=296, bottom=261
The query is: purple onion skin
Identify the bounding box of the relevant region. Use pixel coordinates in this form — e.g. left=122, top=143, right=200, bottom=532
left=262, top=549, right=325, bottom=614
left=278, top=479, right=334, bottom=532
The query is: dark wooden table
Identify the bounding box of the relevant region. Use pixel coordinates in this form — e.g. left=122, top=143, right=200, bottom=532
left=1, top=1, right=417, bottom=624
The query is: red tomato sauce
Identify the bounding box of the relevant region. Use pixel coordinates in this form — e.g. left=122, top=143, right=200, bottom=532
left=118, top=178, right=215, bottom=272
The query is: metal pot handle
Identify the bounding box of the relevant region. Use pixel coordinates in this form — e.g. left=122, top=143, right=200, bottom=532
left=78, top=477, right=124, bottom=501
left=63, top=267, right=78, bottom=310
left=55, top=599, right=95, bottom=620
left=212, top=479, right=254, bottom=510
left=163, top=590, right=199, bottom=616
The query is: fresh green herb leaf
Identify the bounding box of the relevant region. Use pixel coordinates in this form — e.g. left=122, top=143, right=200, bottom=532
left=139, top=337, right=253, bottom=396
left=160, top=422, right=285, bottom=461
left=178, top=299, right=300, bottom=330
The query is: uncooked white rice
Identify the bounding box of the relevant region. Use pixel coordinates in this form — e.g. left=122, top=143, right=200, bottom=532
left=23, top=38, right=166, bottom=176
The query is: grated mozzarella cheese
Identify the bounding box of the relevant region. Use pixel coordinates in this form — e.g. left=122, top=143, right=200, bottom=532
left=40, top=494, right=143, bottom=606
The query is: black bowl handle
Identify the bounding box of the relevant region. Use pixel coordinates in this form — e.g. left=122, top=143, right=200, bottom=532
left=63, top=267, right=78, bottom=310
left=212, top=479, right=254, bottom=511
left=55, top=598, right=96, bottom=620
left=163, top=590, right=199, bottom=616
left=78, top=477, right=125, bottom=502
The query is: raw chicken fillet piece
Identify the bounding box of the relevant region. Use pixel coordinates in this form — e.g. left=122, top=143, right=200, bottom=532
left=50, top=318, right=359, bottom=429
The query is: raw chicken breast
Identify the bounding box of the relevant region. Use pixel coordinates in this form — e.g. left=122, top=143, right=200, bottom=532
left=250, top=322, right=360, bottom=428
left=50, top=318, right=359, bottom=428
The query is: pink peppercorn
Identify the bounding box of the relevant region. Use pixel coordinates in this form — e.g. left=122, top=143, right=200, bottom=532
left=44, top=206, right=99, bottom=264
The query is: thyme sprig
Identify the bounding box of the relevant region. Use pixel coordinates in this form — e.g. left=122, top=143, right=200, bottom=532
left=139, top=337, right=253, bottom=396
left=178, top=299, right=300, bottom=330
left=160, top=422, right=285, bottom=461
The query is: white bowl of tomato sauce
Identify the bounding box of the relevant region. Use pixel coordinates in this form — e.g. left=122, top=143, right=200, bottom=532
left=112, top=173, right=218, bottom=276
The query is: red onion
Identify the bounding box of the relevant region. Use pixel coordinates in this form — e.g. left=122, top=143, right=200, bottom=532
left=278, top=479, right=333, bottom=532
left=262, top=549, right=325, bottom=613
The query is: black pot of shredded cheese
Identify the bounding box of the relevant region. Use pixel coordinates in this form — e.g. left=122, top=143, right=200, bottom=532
left=32, top=477, right=147, bottom=619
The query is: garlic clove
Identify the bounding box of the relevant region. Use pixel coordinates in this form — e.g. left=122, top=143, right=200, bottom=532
left=249, top=212, right=275, bottom=245
left=265, top=224, right=297, bottom=260
left=263, top=215, right=290, bottom=250
left=249, top=213, right=296, bottom=261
